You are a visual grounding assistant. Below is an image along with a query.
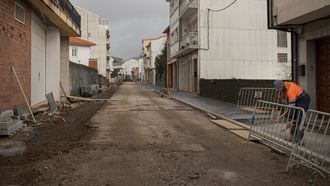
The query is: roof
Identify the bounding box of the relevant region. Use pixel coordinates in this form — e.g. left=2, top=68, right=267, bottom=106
left=69, top=37, right=96, bottom=47
left=112, top=56, right=124, bottom=62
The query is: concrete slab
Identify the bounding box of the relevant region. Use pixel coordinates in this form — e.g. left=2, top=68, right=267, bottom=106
left=0, top=120, right=23, bottom=135
left=211, top=119, right=244, bottom=130
left=229, top=130, right=250, bottom=140
left=0, top=110, right=14, bottom=120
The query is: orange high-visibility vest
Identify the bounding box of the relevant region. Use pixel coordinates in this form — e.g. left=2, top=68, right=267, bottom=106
left=283, top=82, right=303, bottom=104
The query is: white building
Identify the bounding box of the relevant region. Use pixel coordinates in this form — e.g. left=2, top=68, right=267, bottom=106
left=74, top=6, right=111, bottom=79
left=138, top=58, right=145, bottom=82
left=166, top=0, right=291, bottom=102
left=69, top=37, right=96, bottom=66
left=142, top=35, right=167, bottom=86
left=269, top=0, right=330, bottom=112
left=112, top=57, right=124, bottom=82
left=121, top=58, right=141, bottom=79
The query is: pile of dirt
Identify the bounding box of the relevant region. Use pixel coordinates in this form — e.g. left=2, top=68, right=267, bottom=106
left=0, top=86, right=118, bottom=185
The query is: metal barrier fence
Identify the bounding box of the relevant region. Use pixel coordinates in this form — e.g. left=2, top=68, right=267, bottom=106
left=237, top=88, right=282, bottom=111
left=287, top=110, right=330, bottom=176
left=248, top=100, right=306, bottom=152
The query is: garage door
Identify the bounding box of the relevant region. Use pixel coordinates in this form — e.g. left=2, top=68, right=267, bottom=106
left=316, top=38, right=330, bottom=113
left=31, top=15, right=46, bottom=106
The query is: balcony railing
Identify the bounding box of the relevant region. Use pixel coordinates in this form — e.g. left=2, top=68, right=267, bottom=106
left=52, top=0, right=81, bottom=28
left=179, top=0, right=198, bottom=16
left=180, top=32, right=198, bottom=49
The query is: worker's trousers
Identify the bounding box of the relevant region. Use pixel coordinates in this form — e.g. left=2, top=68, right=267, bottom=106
left=290, top=93, right=310, bottom=143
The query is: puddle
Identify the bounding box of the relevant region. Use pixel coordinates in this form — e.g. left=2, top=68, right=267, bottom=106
left=0, top=141, right=26, bottom=157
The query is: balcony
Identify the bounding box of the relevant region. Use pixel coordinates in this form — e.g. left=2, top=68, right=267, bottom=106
left=179, top=0, right=198, bottom=19
left=106, top=30, right=110, bottom=38
left=30, top=0, right=81, bottom=36
left=107, top=41, right=110, bottom=50
left=179, top=32, right=198, bottom=56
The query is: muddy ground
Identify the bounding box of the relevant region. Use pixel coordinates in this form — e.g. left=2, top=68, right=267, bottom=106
left=0, top=83, right=329, bottom=186
left=0, top=86, right=118, bottom=185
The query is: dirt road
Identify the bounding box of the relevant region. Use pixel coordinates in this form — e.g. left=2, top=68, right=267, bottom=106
left=0, top=83, right=326, bottom=185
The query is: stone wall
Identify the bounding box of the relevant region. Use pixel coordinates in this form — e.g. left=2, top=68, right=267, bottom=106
left=69, top=62, right=99, bottom=96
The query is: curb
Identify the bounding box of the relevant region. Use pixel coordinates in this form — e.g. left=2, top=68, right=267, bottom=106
left=142, top=84, right=250, bottom=130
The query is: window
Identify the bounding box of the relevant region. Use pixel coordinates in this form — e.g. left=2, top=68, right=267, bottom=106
left=278, top=53, right=288, bottom=63
left=72, top=47, right=78, bottom=57
left=170, top=28, right=178, bottom=44
left=277, top=31, right=287, bottom=48
left=14, top=3, right=25, bottom=24
left=190, top=19, right=198, bottom=32
left=88, top=33, right=91, bottom=37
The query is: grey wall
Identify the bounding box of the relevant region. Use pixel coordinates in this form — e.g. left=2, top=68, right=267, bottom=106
left=199, top=79, right=275, bottom=104
left=69, top=62, right=99, bottom=96
left=60, top=36, right=70, bottom=97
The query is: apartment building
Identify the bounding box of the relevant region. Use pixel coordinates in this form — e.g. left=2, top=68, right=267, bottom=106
left=142, top=35, right=167, bottom=86
left=268, top=0, right=330, bottom=112
left=0, top=0, right=80, bottom=110
left=166, top=0, right=291, bottom=102
left=74, top=6, right=111, bottom=80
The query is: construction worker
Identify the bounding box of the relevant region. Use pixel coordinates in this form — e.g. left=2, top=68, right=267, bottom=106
left=274, top=80, right=310, bottom=143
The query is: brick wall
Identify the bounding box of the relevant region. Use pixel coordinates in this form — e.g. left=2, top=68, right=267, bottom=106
left=0, top=0, right=31, bottom=110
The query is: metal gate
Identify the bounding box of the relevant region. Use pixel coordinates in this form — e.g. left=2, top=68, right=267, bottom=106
left=248, top=100, right=306, bottom=152
left=237, top=88, right=281, bottom=111
left=287, top=110, right=330, bottom=176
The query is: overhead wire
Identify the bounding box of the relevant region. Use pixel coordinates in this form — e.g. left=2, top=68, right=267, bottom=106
left=201, top=0, right=239, bottom=50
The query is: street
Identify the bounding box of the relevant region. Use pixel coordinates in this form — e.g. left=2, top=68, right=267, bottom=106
left=2, top=82, right=320, bottom=185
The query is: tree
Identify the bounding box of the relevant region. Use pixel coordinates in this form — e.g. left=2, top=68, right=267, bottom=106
left=155, top=45, right=167, bottom=87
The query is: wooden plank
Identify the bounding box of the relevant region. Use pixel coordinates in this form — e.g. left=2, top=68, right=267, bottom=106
left=207, top=113, right=218, bottom=119
left=67, top=96, right=110, bottom=102
left=11, top=65, right=37, bottom=123
left=211, top=119, right=244, bottom=130
left=230, top=129, right=250, bottom=140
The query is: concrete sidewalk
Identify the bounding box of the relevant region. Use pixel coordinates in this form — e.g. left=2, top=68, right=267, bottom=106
left=141, top=84, right=254, bottom=128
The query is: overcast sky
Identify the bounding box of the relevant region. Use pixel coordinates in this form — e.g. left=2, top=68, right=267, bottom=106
left=71, top=0, right=169, bottom=59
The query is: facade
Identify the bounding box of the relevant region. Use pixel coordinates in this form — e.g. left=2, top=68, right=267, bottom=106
left=0, top=0, right=80, bottom=110
left=112, top=57, right=124, bottom=82
left=166, top=0, right=291, bottom=102
left=142, top=35, right=167, bottom=86
left=268, top=0, right=330, bottom=112
left=69, top=37, right=96, bottom=66
left=74, top=6, right=111, bottom=80
left=121, top=58, right=141, bottom=80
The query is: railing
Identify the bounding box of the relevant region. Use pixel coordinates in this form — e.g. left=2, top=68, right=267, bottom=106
left=249, top=100, right=306, bottom=152
left=249, top=100, right=330, bottom=176
left=52, top=0, right=81, bottom=28
left=180, top=0, right=198, bottom=15
left=180, top=32, right=198, bottom=49
left=287, top=110, right=330, bottom=177
left=237, top=88, right=282, bottom=111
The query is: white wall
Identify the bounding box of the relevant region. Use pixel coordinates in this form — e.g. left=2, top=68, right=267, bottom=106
left=122, top=59, right=140, bottom=76
left=75, top=6, right=110, bottom=78
left=273, top=0, right=330, bottom=25
left=46, top=27, right=61, bottom=101
left=69, top=45, right=91, bottom=66
left=97, top=24, right=108, bottom=77
left=199, top=0, right=291, bottom=80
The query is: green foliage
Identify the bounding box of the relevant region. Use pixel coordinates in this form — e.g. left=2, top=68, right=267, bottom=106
left=155, top=45, right=167, bottom=86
